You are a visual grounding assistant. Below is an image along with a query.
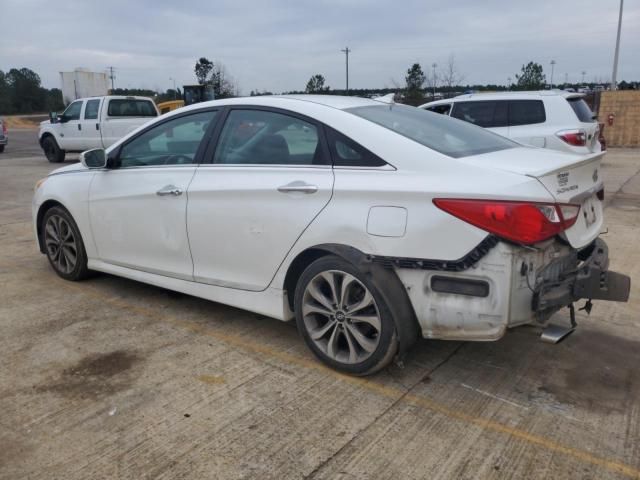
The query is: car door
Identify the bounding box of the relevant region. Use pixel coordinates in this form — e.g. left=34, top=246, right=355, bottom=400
left=187, top=107, right=334, bottom=291
left=78, top=98, right=102, bottom=150
left=507, top=100, right=547, bottom=147
left=58, top=100, right=85, bottom=150
left=89, top=109, right=219, bottom=280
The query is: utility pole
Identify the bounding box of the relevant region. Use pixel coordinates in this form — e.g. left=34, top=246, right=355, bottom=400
left=341, top=47, right=350, bottom=94
left=611, top=0, right=624, bottom=90
left=582, top=71, right=586, bottom=83
left=169, top=77, right=177, bottom=99
left=108, top=66, right=116, bottom=91
left=432, top=63, right=437, bottom=98
left=550, top=60, right=556, bottom=88
left=507, top=76, right=512, bottom=90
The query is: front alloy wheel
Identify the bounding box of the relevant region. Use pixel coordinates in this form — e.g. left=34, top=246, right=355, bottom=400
left=45, top=214, right=78, bottom=274
left=42, top=206, right=90, bottom=281
left=295, top=255, right=397, bottom=375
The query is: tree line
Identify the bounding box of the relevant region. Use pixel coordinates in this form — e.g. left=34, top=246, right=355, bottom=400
left=0, top=68, right=65, bottom=114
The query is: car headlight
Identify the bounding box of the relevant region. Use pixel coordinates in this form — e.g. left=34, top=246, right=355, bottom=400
left=34, top=178, right=47, bottom=191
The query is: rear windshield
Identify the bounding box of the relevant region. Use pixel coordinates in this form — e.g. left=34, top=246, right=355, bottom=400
left=567, top=97, right=595, bottom=123
left=346, top=104, right=516, bottom=158
left=107, top=99, right=157, bottom=117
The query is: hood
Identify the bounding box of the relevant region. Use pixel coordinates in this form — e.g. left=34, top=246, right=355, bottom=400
left=49, top=162, right=87, bottom=176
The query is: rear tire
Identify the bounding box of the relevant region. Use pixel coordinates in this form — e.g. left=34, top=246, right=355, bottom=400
left=42, top=206, right=91, bottom=281
left=294, top=255, right=398, bottom=376
left=42, top=136, right=65, bottom=163
left=0, top=145, right=5, bottom=153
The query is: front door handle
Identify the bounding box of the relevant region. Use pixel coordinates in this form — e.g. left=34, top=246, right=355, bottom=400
left=156, top=185, right=183, bottom=196
left=78, top=124, right=82, bottom=131
left=277, top=181, right=318, bottom=194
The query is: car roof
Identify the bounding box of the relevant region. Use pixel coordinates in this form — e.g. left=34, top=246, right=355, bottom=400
left=420, top=90, right=584, bottom=108
left=173, top=94, right=384, bottom=115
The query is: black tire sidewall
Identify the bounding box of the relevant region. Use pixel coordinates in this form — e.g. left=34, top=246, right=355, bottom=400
left=42, top=206, right=89, bottom=281
left=294, top=255, right=397, bottom=375
left=43, top=137, right=64, bottom=163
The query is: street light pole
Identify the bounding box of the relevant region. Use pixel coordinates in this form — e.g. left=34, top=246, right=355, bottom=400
left=582, top=71, right=586, bottom=84
left=431, top=63, right=437, bottom=98
left=550, top=60, right=556, bottom=88
left=341, top=47, right=351, bottom=94
left=169, top=77, right=177, bottom=99
left=611, top=0, right=624, bottom=90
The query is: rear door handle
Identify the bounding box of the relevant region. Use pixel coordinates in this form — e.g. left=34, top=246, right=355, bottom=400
left=77, top=124, right=82, bottom=131
left=277, top=181, right=318, bottom=194
left=156, top=185, right=183, bottom=196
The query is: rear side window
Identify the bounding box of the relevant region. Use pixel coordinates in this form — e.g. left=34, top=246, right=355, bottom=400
left=567, top=97, right=595, bottom=123
left=84, top=99, right=100, bottom=120
left=325, top=128, right=386, bottom=167
left=451, top=101, right=508, bottom=128
left=509, top=100, right=546, bottom=126
left=107, top=99, right=157, bottom=117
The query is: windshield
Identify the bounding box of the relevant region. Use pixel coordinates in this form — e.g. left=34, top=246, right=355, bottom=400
left=346, top=104, right=517, bottom=158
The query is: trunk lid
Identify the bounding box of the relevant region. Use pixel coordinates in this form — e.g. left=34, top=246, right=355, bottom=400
left=460, top=147, right=604, bottom=248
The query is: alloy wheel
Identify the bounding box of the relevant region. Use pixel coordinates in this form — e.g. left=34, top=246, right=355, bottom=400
left=302, top=270, right=382, bottom=364
left=44, top=214, right=78, bottom=274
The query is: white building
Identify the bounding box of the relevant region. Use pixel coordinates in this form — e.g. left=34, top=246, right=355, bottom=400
left=60, top=68, right=110, bottom=105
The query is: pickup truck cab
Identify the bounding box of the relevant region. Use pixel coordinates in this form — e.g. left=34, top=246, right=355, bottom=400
left=39, top=96, right=158, bottom=162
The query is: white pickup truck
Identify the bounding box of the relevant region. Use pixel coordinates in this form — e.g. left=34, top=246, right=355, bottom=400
left=38, top=96, right=159, bottom=163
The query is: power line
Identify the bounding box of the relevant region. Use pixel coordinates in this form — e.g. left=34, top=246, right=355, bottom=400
left=341, top=47, right=350, bottom=94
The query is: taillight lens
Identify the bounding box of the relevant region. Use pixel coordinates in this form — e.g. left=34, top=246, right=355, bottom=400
left=433, top=199, right=581, bottom=245
left=556, top=129, right=587, bottom=147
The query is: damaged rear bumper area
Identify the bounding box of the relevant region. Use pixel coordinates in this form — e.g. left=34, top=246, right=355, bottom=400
left=533, top=238, right=630, bottom=318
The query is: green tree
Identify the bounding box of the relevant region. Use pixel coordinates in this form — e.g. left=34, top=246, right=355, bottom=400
left=305, top=74, right=330, bottom=94
left=404, top=63, right=426, bottom=105
left=6, top=68, right=46, bottom=113
left=194, top=57, right=214, bottom=85
left=515, top=62, right=546, bottom=90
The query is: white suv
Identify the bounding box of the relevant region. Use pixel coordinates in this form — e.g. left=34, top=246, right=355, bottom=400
left=420, top=91, right=602, bottom=155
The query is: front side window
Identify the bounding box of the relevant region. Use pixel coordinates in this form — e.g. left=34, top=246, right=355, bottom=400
left=214, top=109, right=327, bottom=165
left=84, top=99, right=100, bottom=120
left=509, top=100, right=546, bottom=126
left=451, top=101, right=508, bottom=128
left=107, top=99, right=157, bottom=117
left=347, top=104, right=516, bottom=158
left=118, top=110, right=217, bottom=167
left=62, top=101, right=83, bottom=121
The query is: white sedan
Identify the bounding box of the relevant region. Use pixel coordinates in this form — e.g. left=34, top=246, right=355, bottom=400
left=32, top=95, right=630, bottom=375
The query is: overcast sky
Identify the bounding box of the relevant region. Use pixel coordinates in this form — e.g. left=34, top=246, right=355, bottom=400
left=1, top=0, right=637, bottom=94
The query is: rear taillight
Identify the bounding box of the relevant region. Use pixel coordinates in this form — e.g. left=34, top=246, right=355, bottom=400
left=433, top=199, right=580, bottom=245
left=556, top=129, right=586, bottom=147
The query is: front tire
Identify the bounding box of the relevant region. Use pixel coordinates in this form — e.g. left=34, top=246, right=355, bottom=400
left=42, top=206, right=90, bottom=281
left=294, top=255, right=398, bottom=376
left=42, top=136, right=65, bottom=163
left=0, top=145, right=5, bottom=153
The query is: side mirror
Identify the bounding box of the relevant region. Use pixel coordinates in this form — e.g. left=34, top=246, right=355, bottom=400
left=49, top=112, right=58, bottom=124
left=80, top=148, right=107, bottom=169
